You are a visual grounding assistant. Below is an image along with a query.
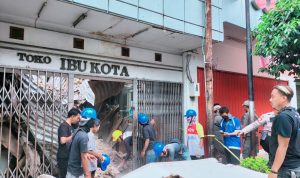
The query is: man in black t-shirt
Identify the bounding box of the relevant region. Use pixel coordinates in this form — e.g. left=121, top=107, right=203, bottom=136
left=57, top=108, right=81, bottom=178
left=268, top=85, right=300, bottom=178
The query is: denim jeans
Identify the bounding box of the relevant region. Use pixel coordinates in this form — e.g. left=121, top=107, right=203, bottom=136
left=181, top=145, right=191, bottom=160
left=146, top=149, right=157, bottom=164
left=278, top=167, right=300, bottom=178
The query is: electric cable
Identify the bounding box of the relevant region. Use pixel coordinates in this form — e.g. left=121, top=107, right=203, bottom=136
left=186, top=54, right=194, bottom=83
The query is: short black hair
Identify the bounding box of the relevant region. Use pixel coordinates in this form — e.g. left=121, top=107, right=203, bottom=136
left=68, top=108, right=81, bottom=118
left=79, top=100, right=94, bottom=111
left=214, top=103, right=220, bottom=106
left=85, top=119, right=100, bottom=129
left=219, top=106, right=229, bottom=115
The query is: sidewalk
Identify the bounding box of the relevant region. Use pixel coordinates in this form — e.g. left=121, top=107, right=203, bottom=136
left=122, top=158, right=267, bottom=178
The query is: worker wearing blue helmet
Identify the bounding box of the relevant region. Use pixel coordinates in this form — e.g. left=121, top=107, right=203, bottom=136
left=138, top=113, right=157, bottom=164
left=67, top=107, right=104, bottom=178
left=154, top=139, right=191, bottom=161
left=185, top=109, right=205, bottom=160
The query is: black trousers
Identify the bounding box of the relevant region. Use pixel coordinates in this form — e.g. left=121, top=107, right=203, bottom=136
left=278, top=167, right=300, bottom=178
left=260, top=135, right=270, bottom=153
left=225, top=148, right=240, bottom=165
left=57, top=158, right=68, bottom=178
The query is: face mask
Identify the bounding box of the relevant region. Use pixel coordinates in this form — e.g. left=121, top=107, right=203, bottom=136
left=222, top=115, right=229, bottom=120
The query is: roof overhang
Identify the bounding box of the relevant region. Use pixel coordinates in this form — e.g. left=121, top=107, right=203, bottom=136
left=0, top=0, right=206, bottom=54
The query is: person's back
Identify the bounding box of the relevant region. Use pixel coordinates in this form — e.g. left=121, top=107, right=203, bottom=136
left=142, top=123, right=157, bottom=163
left=143, top=124, right=156, bottom=149
left=164, top=143, right=180, bottom=160
left=122, top=131, right=133, bottom=160
left=67, top=129, right=89, bottom=177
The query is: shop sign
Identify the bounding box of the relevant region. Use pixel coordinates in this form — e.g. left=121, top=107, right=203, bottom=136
left=17, top=52, right=129, bottom=77
left=18, top=52, right=51, bottom=64
left=60, top=58, right=129, bottom=77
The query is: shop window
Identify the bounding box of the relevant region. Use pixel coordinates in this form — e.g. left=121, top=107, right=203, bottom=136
left=9, top=26, right=24, bottom=40
left=155, top=53, right=162, bottom=62
left=73, top=38, right=84, bottom=49
left=121, top=47, right=130, bottom=57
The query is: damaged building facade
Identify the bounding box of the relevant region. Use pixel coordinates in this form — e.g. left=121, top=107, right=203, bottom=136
left=0, top=0, right=298, bottom=177
left=0, top=0, right=223, bottom=177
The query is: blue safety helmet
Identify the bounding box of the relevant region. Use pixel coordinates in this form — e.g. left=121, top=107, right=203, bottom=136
left=184, top=109, right=197, bottom=117
left=153, top=142, right=165, bottom=157
left=138, top=113, right=149, bottom=125
left=81, top=107, right=98, bottom=119
left=98, top=154, right=110, bottom=171
left=80, top=108, right=98, bottom=126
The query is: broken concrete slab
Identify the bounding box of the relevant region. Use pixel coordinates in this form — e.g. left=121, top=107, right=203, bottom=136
left=121, top=158, right=267, bottom=178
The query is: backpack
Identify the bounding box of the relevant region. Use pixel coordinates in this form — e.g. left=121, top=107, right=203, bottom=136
left=281, top=107, right=300, bottom=157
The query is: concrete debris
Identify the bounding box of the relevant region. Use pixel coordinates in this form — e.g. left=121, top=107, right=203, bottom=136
left=22, top=143, right=41, bottom=177
left=0, top=126, right=23, bottom=159
left=94, top=139, right=127, bottom=178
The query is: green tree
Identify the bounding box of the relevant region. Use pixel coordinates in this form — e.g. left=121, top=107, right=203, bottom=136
left=254, top=0, right=300, bottom=78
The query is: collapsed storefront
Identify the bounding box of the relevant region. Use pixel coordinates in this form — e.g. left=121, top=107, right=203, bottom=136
left=0, top=47, right=183, bottom=177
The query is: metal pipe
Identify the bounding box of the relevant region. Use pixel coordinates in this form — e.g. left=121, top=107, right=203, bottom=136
left=34, top=70, right=39, bottom=178
left=43, top=71, right=47, bottom=173
left=0, top=67, right=5, bottom=161
left=245, top=0, right=256, bottom=156
left=50, top=72, right=55, bottom=175
left=7, top=68, right=14, bottom=178
left=25, top=69, right=31, bottom=178
left=16, top=69, right=23, bottom=177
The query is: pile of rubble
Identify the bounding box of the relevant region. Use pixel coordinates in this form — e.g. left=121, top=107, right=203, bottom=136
left=94, top=139, right=132, bottom=178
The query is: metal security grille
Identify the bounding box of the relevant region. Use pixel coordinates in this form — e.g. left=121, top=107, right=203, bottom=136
left=0, top=67, right=69, bottom=178
left=135, top=80, right=183, bottom=166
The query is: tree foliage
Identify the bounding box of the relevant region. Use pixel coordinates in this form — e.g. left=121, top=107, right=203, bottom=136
left=253, top=0, right=300, bottom=78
